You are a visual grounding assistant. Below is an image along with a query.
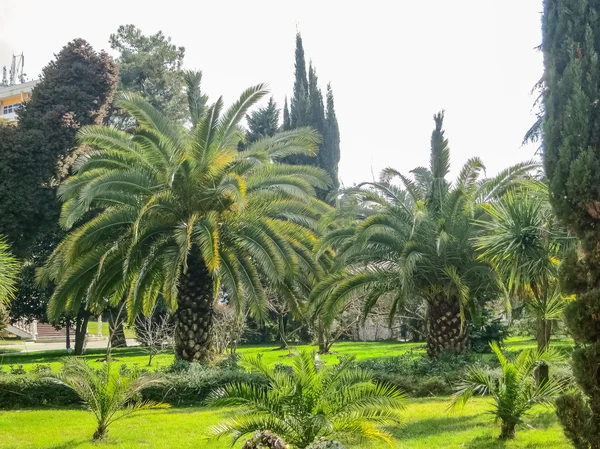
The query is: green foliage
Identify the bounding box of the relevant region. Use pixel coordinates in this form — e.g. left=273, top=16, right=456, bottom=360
left=40, top=86, right=332, bottom=359
left=110, top=24, right=186, bottom=123
left=0, top=39, right=118, bottom=254
left=450, top=342, right=565, bottom=439
left=285, top=33, right=341, bottom=200
left=209, top=351, right=404, bottom=448
left=314, top=113, right=536, bottom=357
left=0, top=237, right=19, bottom=306
left=0, top=375, right=79, bottom=408
left=468, top=318, right=510, bottom=354
left=542, top=2, right=600, bottom=446
left=246, top=97, right=280, bottom=143
left=357, top=351, right=488, bottom=396
left=474, top=187, right=571, bottom=349
left=55, top=358, right=168, bottom=439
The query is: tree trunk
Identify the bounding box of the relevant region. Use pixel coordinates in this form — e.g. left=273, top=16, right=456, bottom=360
left=65, top=318, right=71, bottom=351
left=277, top=312, right=288, bottom=349
left=537, top=317, right=552, bottom=351
left=427, top=295, right=468, bottom=358
left=73, top=309, right=90, bottom=355
left=108, top=308, right=127, bottom=348
left=93, top=423, right=107, bottom=440
left=174, top=248, right=214, bottom=363
left=500, top=421, right=516, bottom=439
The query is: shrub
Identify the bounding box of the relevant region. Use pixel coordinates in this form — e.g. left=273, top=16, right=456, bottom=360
left=0, top=376, right=79, bottom=408
left=469, top=318, right=510, bottom=353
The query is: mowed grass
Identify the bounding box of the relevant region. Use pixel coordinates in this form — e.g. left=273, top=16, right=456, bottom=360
left=0, top=337, right=572, bottom=373
left=0, top=398, right=569, bottom=449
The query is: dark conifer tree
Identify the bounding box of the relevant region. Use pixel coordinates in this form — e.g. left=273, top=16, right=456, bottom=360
left=285, top=33, right=341, bottom=200
left=246, top=97, right=280, bottom=143
left=282, top=97, right=291, bottom=131
left=543, top=1, right=600, bottom=447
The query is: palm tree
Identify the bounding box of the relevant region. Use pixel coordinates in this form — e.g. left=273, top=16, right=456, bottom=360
left=313, top=112, right=537, bottom=358
left=0, top=237, right=19, bottom=327
left=210, top=351, right=404, bottom=448
left=0, top=236, right=19, bottom=304
left=55, top=358, right=168, bottom=439
left=450, top=342, right=565, bottom=439
left=474, top=187, right=571, bottom=350
left=40, top=86, right=331, bottom=362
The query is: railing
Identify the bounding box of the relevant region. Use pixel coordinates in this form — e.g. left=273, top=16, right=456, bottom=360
left=9, top=319, right=37, bottom=340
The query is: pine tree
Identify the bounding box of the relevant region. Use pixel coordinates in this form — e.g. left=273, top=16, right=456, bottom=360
left=543, top=2, right=600, bottom=447
left=246, top=97, right=280, bottom=143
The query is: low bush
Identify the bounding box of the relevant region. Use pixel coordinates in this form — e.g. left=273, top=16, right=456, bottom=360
left=0, top=376, right=79, bottom=408
left=357, top=351, right=493, bottom=397
left=0, top=362, right=266, bottom=409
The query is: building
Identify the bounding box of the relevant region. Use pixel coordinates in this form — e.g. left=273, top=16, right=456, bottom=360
left=0, top=79, right=37, bottom=121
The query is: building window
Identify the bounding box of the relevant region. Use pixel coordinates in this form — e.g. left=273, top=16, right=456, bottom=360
left=1, top=103, right=20, bottom=115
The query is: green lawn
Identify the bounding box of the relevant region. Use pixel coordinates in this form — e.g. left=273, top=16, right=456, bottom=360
left=86, top=321, right=136, bottom=339
left=0, top=337, right=571, bottom=373
left=0, top=397, right=569, bottom=448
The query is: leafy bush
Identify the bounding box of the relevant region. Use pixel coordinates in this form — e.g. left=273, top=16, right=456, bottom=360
left=143, top=364, right=268, bottom=406
left=8, top=364, right=26, bottom=375
left=356, top=351, right=492, bottom=397
left=30, top=364, right=52, bottom=376
left=469, top=318, right=510, bottom=353
left=0, top=376, right=79, bottom=408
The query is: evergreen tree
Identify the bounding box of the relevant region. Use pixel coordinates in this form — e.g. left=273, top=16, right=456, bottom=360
left=109, top=25, right=186, bottom=122
left=282, top=97, right=291, bottom=131
left=246, top=97, right=280, bottom=143
left=0, top=39, right=118, bottom=254
left=323, top=83, right=341, bottom=193
left=542, top=1, right=600, bottom=447
left=290, top=33, right=309, bottom=129
left=285, top=33, right=341, bottom=200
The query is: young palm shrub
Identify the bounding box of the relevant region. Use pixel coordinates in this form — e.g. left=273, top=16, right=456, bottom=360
left=450, top=342, right=565, bottom=439
left=209, top=351, right=404, bottom=448
left=55, top=358, right=168, bottom=439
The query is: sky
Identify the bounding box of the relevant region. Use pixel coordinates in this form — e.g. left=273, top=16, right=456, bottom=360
left=0, top=0, right=543, bottom=186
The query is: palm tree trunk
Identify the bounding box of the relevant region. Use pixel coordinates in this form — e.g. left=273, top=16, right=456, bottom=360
left=174, top=248, right=214, bottom=363
left=427, top=295, right=468, bottom=358
left=93, top=423, right=107, bottom=440
left=500, top=421, right=516, bottom=439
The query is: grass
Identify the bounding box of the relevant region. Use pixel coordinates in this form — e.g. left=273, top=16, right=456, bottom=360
left=0, top=397, right=569, bottom=448
left=0, top=337, right=571, bottom=373
left=85, top=321, right=136, bottom=339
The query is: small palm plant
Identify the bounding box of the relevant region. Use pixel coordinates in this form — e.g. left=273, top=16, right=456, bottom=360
left=210, top=351, right=404, bottom=448
left=450, top=342, right=565, bottom=439
left=55, top=358, right=168, bottom=439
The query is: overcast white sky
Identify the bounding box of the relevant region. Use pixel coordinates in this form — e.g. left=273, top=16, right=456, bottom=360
left=0, top=0, right=543, bottom=186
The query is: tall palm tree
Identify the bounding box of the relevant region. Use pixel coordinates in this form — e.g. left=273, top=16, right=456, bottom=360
left=474, top=187, right=571, bottom=350
left=313, top=113, right=537, bottom=358
left=40, top=86, right=331, bottom=362
left=210, top=351, right=404, bottom=448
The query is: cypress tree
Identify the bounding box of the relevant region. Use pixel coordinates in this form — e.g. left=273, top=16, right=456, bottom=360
left=290, top=33, right=310, bottom=129
left=543, top=2, right=600, bottom=447
left=246, top=97, right=280, bottom=143
left=285, top=33, right=341, bottom=200
left=282, top=97, right=291, bottom=131
left=323, top=83, right=341, bottom=193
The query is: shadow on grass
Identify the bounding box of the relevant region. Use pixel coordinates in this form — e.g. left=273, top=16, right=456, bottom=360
left=0, top=347, right=155, bottom=366
left=391, top=414, right=484, bottom=438
left=466, top=435, right=507, bottom=449
left=46, top=440, right=85, bottom=449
